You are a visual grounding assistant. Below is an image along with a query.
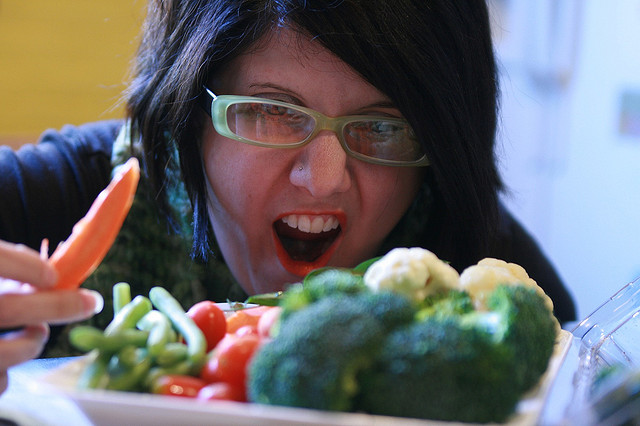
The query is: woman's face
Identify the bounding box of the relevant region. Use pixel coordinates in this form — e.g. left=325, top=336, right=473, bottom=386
left=202, top=28, right=423, bottom=295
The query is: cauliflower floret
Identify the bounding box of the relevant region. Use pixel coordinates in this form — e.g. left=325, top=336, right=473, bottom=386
left=459, top=258, right=554, bottom=312
left=363, top=247, right=460, bottom=301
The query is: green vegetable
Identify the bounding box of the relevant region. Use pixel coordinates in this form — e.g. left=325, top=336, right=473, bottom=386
left=154, top=342, right=189, bottom=367
left=69, top=326, right=149, bottom=353
left=357, top=285, right=557, bottom=423
left=278, top=267, right=366, bottom=323
left=77, top=351, right=110, bottom=389
left=487, top=284, right=558, bottom=392
left=137, top=310, right=176, bottom=358
left=245, top=291, right=283, bottom=306
left=106, top=353, right=152, bottom=391
left=248, top=291, right=416, bottom=411
left=112, top=282, right=132, bottom=315
left=75, top=292, right=152, bottom=390
left=247, top=282, right=558, bottom=423
left=148, top=286, right=207, bottom=373
left=104, top=295, right=152, bottom=336
left=73, top=286, right=189, bottom=392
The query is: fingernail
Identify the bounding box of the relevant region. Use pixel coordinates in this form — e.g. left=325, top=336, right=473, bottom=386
left=81, top=289, right=105, bottom=315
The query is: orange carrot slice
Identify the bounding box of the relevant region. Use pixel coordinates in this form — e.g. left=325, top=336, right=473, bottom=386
left=49, top=157, right=140, bottom=289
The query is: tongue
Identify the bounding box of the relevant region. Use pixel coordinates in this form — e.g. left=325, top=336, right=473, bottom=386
left=274, top=221, right=340, bottom=262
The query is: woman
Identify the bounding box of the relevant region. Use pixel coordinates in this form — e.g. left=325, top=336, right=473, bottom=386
left=0, top=0, right=575, bottom=363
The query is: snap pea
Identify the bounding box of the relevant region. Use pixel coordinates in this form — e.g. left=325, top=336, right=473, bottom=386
left=148, top=287, right=206, bottom=373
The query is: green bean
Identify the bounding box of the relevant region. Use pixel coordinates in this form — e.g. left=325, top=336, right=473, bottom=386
left=137, top=310, right=176, bottom=358
left=107, top=355, right=152, bottom=391
left=144, top=359, right=193, bottom=389
left=105, top=295, right=152, bottom=336
left=112, top=282, right=132, bottom=316
left=149, top=287, right=206, bottom=373
left=77, top=350, right=110, bottom=390
left=115, top=345, right=139, bottom=369
left=155, top=342, right=188, bottom=367
left=70, top=326, right=149, bottom=353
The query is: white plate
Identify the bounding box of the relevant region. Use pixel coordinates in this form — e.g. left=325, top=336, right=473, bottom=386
left=33, top=330, right=573, bottom=426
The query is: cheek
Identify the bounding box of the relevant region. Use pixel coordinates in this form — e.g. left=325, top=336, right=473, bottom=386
left=361, top=167, right=422, bottom=220
left=201, top=132, right=252, bottom=209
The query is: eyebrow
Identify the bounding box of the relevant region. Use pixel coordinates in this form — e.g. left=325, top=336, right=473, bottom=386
left=247, top=82, right=399, bottom=112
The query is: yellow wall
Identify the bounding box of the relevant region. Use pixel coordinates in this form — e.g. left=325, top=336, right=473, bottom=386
left=0, top=1, right=145, bottom=148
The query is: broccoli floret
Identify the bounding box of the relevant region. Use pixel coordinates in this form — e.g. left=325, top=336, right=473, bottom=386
left=487, top=284, right=559, bottom=392
left=247, top=291, right=415, bottom=411
left=249, top=270, right=558, bottom=423
left=355, top=284, right=558, bottom=423
left=278, top=267, right=366, bottom=322
left=356, top=315, right=519, bottom=423
left=417, top=289, right=474, bottom=319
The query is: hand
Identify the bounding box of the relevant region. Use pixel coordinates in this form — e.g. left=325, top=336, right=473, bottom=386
left=0, top=240, right=103, bottom=394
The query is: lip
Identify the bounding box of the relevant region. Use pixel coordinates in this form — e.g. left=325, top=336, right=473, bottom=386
left=272, top=211, right=346, bottom=277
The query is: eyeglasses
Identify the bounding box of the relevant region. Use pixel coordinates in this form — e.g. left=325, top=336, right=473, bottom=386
left=201, top=86, right=429, bottom=167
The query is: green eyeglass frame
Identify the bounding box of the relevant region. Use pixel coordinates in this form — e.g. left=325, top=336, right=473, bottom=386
left=201, top=86, right=429, bottom=167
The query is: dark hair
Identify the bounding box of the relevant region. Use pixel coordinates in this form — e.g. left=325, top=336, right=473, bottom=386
left=126, top=0, right=502, bottom=271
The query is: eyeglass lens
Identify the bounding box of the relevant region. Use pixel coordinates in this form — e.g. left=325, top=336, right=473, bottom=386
left=226, top=101, right=422, bottom=162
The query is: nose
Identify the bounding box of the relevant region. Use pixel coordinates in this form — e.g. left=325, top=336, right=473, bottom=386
left=290, top=131, right=351, bottom=198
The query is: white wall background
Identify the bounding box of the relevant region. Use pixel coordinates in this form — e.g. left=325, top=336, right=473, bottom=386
left=491, top=0, right=640, bottom=320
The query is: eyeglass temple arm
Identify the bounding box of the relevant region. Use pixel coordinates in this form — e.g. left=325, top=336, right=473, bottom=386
left=198, top=86, right=216, bottom=114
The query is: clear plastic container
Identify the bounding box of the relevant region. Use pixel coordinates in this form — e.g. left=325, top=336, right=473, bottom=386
left=566, top=276, right=640, bottom=424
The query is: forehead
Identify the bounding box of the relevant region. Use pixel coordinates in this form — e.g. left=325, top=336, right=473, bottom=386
left=212, top=27, right=366, bottom=94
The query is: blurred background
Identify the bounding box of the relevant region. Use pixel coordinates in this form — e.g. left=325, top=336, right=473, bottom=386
left=0, top=1, right=144, bottom=148
left=1, top=0, right=639, bottom=320
left=491, top=0, right=640, bottom=320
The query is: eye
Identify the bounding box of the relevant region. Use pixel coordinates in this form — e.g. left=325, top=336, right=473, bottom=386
left=254, top=103, right=289, bottom=116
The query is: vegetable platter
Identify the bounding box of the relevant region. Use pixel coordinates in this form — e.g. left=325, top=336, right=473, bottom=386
left=32, top=158, right=573, bottom=424
left=33, top=324, right=572, bottom=426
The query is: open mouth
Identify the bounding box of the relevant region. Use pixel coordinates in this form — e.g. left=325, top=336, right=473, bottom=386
left=273, top=213, right=344, bottom=276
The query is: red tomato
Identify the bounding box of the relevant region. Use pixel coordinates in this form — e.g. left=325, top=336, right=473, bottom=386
left=152, top=375, right=207, bottom=398
left=197, top=382, right=246, bottom=402
left=200, top=333, right=262, bottom=388
left=235, top=325, right=258, bottom=337
left=187, top=301, right=227, bottom=352
left=225, top=306, right=273, bottom=334
left=257, top=306, right=282, bottom=338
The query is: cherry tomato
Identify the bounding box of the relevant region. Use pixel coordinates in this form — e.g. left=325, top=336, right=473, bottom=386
left=225, top=306, right=273, bottom=334
left=197, top=382, right=246, bottom=402
left=151, top=374, right=207, bottom=398
left=187, top=301, right=227, bottom=352
left=257, top=306, right=282, bottom=338
left=235, top=325, right=258, bottom=337
left=200, top=333, right=262, bottom=388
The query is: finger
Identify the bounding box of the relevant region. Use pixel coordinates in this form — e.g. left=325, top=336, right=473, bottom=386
left=0, top=289, right=103, bottom=329
left=0, top=323, right=49, bottom=371
left=0, top=240, right=57, bottom=288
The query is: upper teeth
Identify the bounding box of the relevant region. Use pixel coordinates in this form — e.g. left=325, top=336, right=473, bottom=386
left=281, top=214, right=340, bottom=233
